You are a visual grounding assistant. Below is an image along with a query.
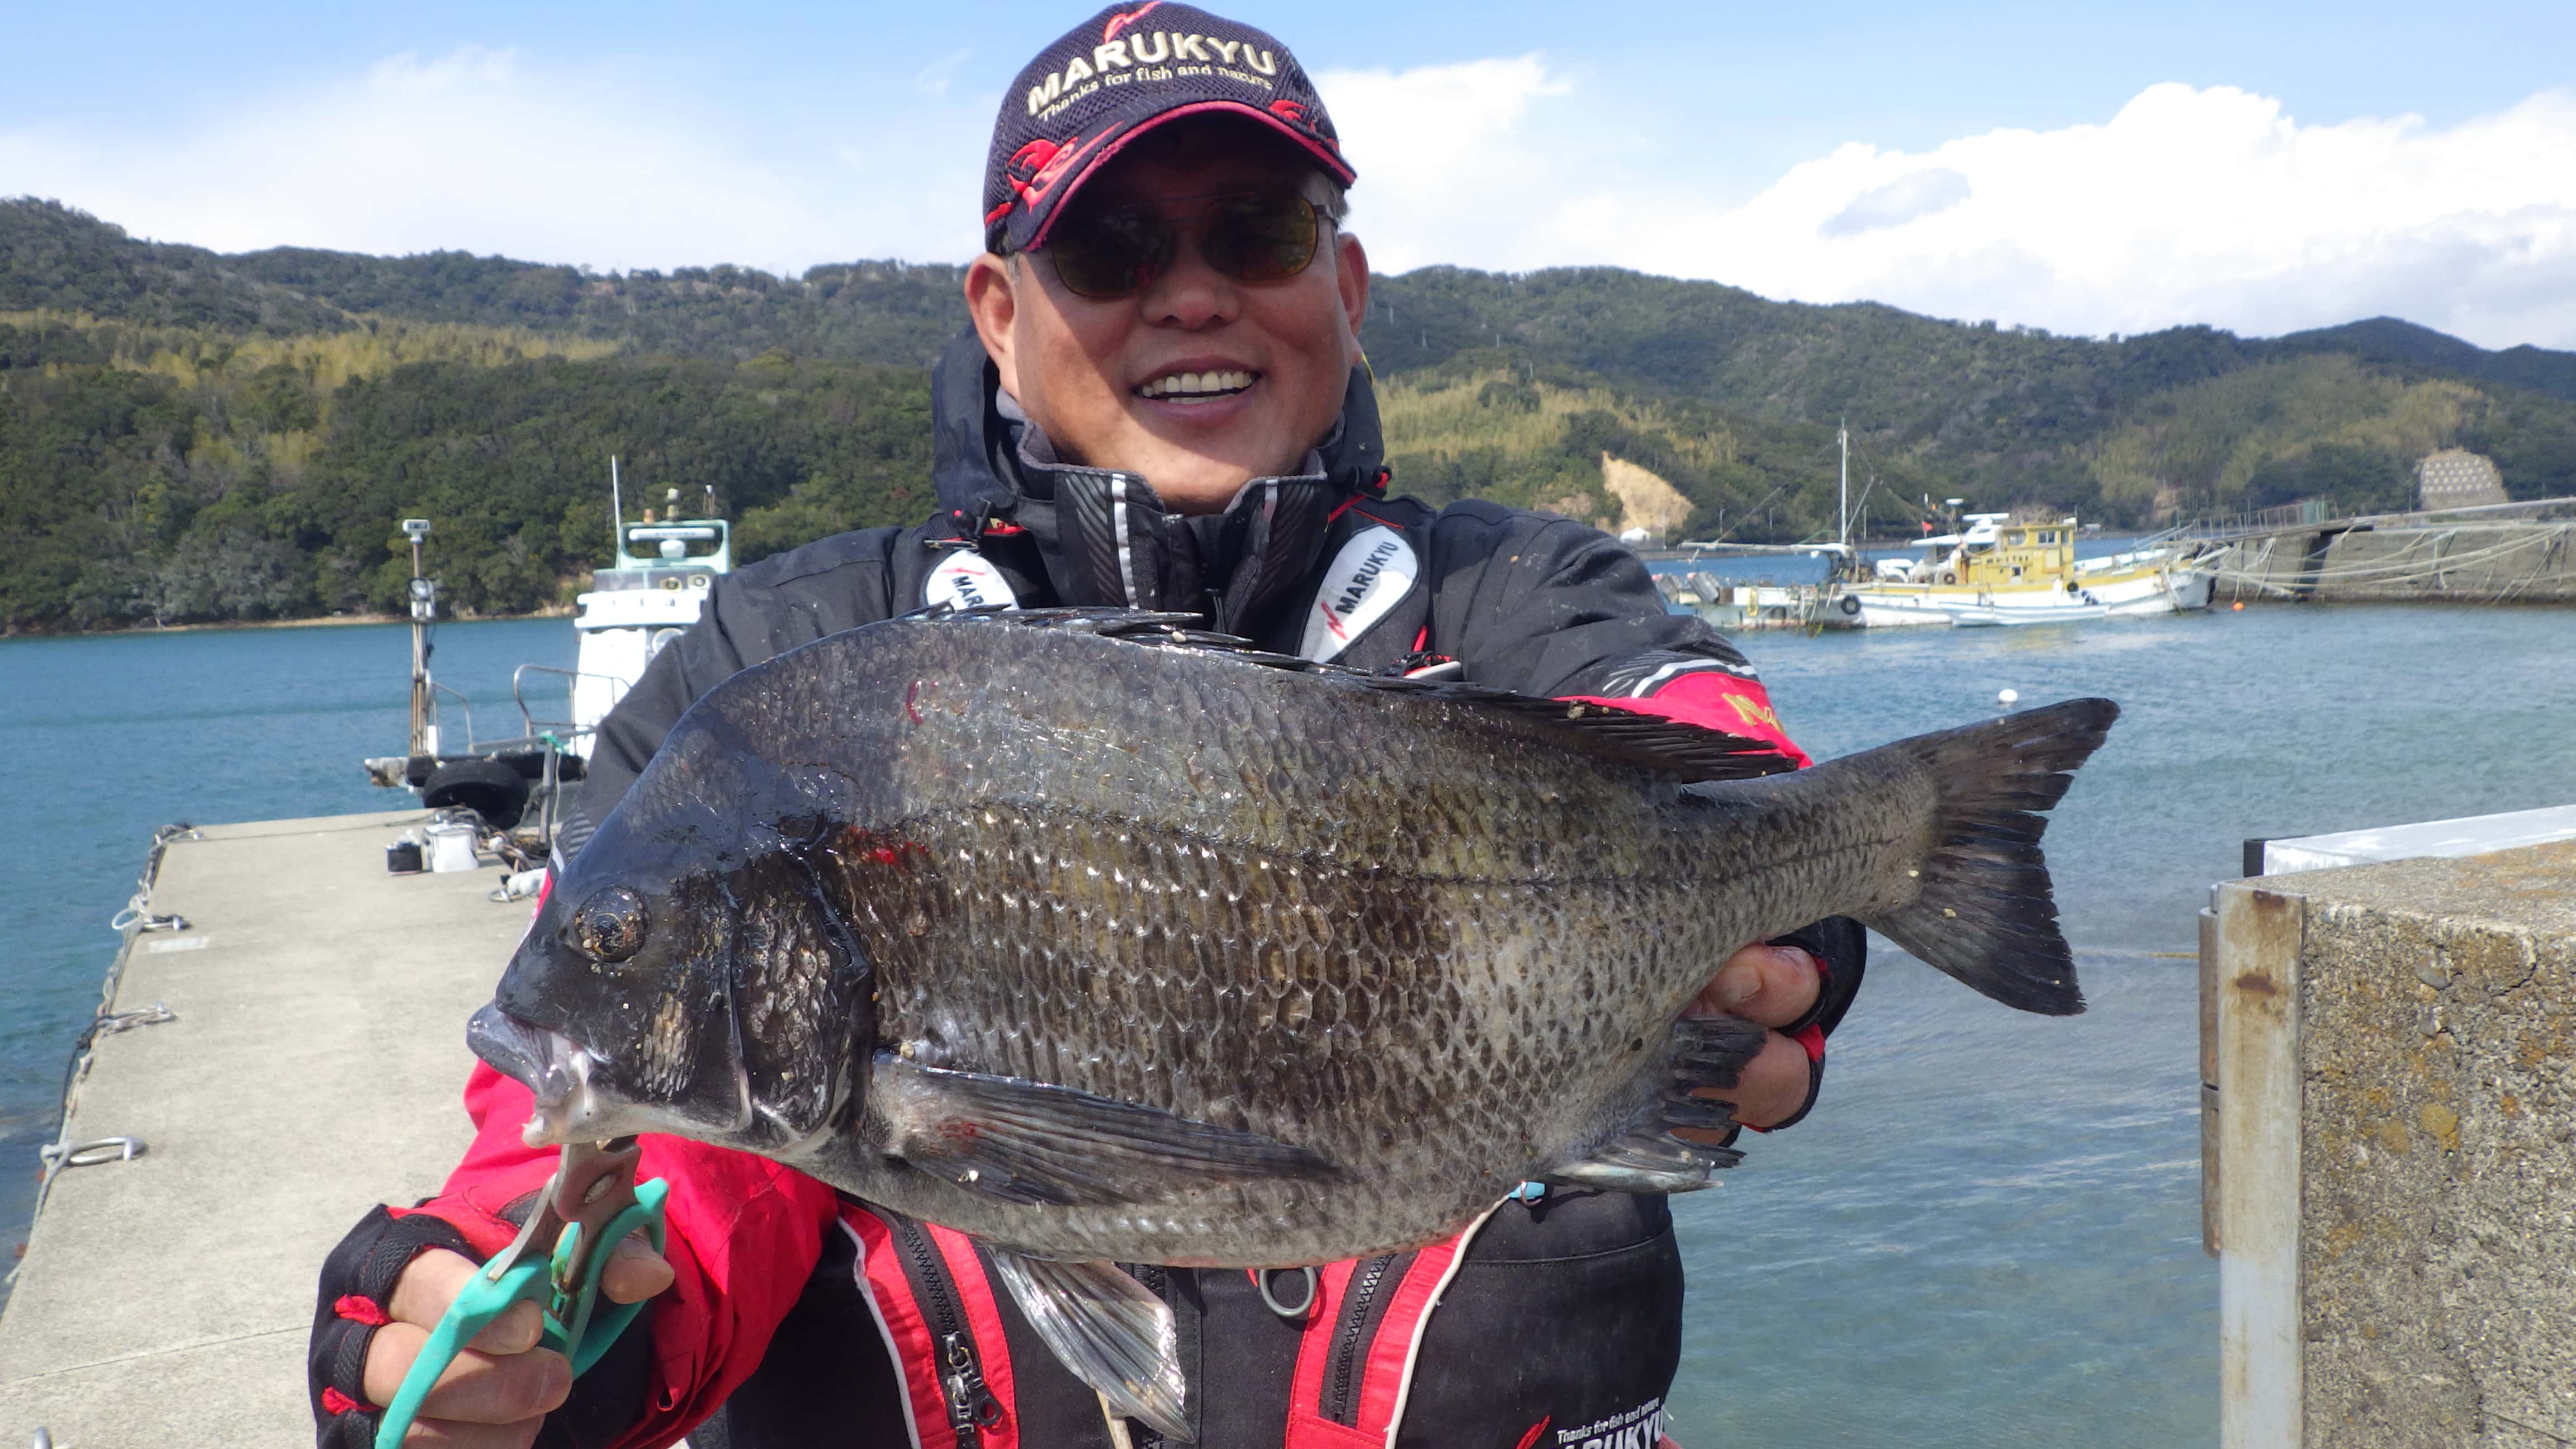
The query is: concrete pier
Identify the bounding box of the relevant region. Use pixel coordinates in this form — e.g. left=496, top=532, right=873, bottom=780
left=0, top=812, right=520, bottom=1447
left=2204, top=518, right=2576, bottom=603
left=2206, top=837, right=2576, bottom=1446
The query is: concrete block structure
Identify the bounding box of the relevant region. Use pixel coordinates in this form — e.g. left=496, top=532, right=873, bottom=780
left=2418, top=449, right=2511, bottom=511
left=2206, top=838, right=2576, bottom=1446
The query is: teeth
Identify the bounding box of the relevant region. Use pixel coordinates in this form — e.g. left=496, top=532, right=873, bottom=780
left=1139, top=370, right=1254, bottom=399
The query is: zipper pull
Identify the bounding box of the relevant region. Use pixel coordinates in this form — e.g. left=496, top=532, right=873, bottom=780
left=939, top=1330, right=1002, bottom=1440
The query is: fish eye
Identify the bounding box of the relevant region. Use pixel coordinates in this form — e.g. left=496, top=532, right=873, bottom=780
left=571, top=886, right=648, bottom=962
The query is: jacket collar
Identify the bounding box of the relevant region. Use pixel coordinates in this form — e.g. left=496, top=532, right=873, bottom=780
left=925, top=332, right=1389, bottom=638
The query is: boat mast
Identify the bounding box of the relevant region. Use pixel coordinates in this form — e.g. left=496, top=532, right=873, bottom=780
left=1838, top=421, right=1851, bottom=579
left=609, top=456, right=624, bottom=564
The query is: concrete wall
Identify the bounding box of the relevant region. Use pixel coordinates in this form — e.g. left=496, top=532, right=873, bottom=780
left=2209, top=523, right=2576, bottom=603
left=2208, top=842, right=2576, bottom=1446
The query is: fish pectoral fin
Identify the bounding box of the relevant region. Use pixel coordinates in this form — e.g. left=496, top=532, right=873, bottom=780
left=988, top=1250, right=1192, bottom=1442
left=874, top=1052, right=1342, bottom=1206
left=1541, top=1015, right=1763, bottom=1194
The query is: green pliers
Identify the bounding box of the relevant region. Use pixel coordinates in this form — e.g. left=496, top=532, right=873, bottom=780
left=375, top=1138, right=670, bottom=1449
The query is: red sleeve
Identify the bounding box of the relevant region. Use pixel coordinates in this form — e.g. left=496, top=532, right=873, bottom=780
left=1556, top=670, right=1812, bottom=768
left=402, top=1064, right=844, bottom=1449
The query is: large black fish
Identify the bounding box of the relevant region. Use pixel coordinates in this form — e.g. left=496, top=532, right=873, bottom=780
left=469, top=608, right=2116, bottom=1436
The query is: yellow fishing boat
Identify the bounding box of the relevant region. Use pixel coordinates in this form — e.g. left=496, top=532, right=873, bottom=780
left=1822, top=514, right=2213, bottom=628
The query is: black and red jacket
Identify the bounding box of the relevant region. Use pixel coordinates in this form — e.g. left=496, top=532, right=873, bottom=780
left=312, top=334, right=1865, bottom=1449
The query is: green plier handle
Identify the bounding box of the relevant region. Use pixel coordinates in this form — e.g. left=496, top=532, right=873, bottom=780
left=374, top=1142, right=669, bottom=1448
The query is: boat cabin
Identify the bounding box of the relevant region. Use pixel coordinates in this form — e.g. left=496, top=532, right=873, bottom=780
left=1881, top=514, right=2081, bottom=588
left=569, top=503, right=734, bottom=755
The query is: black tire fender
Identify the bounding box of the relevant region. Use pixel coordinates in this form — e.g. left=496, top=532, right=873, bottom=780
left=421, top=756, right=533, bottom=830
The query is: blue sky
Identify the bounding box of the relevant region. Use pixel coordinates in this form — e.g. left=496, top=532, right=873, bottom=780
left=6, top=1, right=2572, bottom=345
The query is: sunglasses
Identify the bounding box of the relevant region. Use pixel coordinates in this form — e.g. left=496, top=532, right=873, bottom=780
left=1041, top=190, right=1327, bottom=300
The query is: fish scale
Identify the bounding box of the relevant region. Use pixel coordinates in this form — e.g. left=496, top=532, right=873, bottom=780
left=474, top=608, right=2118, bottom=1436
left=763, top=627, right=1800, bottom=1257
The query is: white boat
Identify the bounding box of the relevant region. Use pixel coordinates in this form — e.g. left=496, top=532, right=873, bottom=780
left=567, top=470, right=732, bottom=755
left=1820, top=514, right=2212, bottom=629
left=357, top=467, right=733, bottom=842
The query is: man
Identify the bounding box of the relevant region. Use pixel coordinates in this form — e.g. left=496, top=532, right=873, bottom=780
left=312, top=7, right=1864, bottom=1446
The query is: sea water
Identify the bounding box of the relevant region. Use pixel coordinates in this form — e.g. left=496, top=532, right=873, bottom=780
left=3, top=605, right=2573, bottom=1447
left=0, top=618, right=570, bottom=1267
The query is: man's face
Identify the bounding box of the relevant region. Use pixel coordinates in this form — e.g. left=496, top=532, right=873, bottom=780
left=965, top=122, right=1371, bottom=515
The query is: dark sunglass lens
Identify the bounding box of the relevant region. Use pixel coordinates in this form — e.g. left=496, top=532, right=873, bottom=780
left=1202, top=195, right=1318, bottom=283
left=1049, top=207, right=1169, bottom=298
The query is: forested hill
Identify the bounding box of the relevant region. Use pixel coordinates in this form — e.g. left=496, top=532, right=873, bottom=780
left=0, top=196, right=971, bottom=363
left=6, top=195, right=2575, bottom=633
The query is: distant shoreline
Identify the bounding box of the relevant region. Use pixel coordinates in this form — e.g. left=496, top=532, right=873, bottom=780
left=1, top=603, right=575, bottom=641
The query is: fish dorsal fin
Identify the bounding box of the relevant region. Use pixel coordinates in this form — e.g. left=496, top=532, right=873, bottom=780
left=1356, top=676, right=1796, bottom=783
left=906, top=607, right=1796, bottom=784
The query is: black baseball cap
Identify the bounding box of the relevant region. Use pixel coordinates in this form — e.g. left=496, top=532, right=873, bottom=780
left=983, top=2, right=1356, bottom=254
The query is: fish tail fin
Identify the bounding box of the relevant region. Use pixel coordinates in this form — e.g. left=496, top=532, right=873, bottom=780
left=1854, top=698, right=2120, bottom=1016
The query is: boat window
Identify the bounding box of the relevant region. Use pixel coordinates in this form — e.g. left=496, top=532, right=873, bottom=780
left=2006, top=531, right=2025, bottom=546
left=2037, top=530, right=2056, bottom=544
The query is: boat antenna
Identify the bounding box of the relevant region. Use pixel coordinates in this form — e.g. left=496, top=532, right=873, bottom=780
left=401, top=517, right=436, bottom=761
left=609, top=456, right=624, bottom=561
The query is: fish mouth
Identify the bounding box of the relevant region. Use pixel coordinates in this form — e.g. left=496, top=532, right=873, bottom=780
left=466, top=1002, right=610, bottom=1148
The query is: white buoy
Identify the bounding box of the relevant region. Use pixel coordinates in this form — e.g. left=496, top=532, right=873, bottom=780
left=1997, top=688, right=2020, bottom=707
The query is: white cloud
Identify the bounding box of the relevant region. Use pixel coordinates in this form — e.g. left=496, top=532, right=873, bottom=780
left=1320, top=65, right=2576, bottom=350
left=1821, top=169, right=1971, bottom=239
left=7, top=46, right=2570, bottom=352
left=915, top=50, right=972, bottom=98
left=0, top=47, right=985, bottom=274
left=1305, top=56, right=1580, bottom=277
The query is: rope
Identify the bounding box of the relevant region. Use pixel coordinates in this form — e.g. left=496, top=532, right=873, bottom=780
left=9, top=825, right=199, bottom=1275
left=2198, top=524, right=2576, bottom=600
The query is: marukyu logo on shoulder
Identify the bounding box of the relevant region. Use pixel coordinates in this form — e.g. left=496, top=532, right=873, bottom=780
left=1299, top=525, right=1415, bottom=662
left=926, top=551, right=1020, bottom=613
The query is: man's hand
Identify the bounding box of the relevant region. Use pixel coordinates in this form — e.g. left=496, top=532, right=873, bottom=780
left=360, top=1235, right=673, bottom=1448
left=1680, top=942, right=1824, bottom=1134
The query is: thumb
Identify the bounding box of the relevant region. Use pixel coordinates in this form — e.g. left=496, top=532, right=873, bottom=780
left=599, top=1233, right=675, bottom=1305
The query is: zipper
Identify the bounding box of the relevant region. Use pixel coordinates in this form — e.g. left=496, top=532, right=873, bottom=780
left=893, top=1216, right=1002, bottom=1444
left=1128, top=1265, right=1172, bottom=1448
left=1323, top=1253, right=1400, bottom=1424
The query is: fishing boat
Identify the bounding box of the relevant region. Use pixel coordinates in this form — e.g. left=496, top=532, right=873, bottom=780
left=358, top=462, right=731, bottom=840
left=1651, top=571, right=1820, bottom=630
left=1819, top=514, right=2213, bottom=629
left=565, top=467, right=733, bottom=757
left=1662, top=426, right=2208, bottom=633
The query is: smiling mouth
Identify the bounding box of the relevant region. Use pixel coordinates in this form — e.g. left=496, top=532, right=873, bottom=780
left=1135, top=368, right=1257, bottom=404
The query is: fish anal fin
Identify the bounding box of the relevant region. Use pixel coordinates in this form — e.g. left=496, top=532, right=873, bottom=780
left=989, top=1250, right=1192, bottom=1441
left=1541, top=1015, right=1763, bottom=1193
left=875, top=1052, right=1342, bottom=1206
left=1542, top=1134, right=1738, bottom=1193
